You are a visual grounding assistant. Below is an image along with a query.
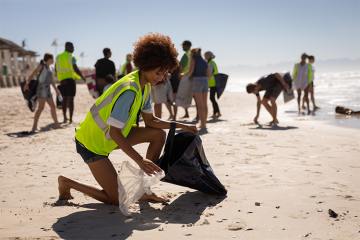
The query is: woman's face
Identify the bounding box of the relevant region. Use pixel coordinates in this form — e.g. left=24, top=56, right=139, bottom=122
left=47, top=57, right=54, bottom=65
left=144, top=67, right=167, bottom=86
left=204, top=54, right=211, bottom=60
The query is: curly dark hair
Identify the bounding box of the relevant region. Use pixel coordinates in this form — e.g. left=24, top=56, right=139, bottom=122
left=132, top=32, right=179, bottom=73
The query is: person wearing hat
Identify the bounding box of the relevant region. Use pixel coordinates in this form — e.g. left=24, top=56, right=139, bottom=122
left=204, top=51, right=221, bottom=119
left=179, top=40, right=192, bottom=119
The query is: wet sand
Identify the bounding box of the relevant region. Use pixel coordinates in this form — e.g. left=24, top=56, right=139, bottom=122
left=0, top=84, right=359, bottom=239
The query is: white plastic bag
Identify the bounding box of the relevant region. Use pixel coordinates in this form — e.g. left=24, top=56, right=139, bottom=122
left=175, top=75, right=193, bottom=108
left=117, top=160, right=165, bottom=216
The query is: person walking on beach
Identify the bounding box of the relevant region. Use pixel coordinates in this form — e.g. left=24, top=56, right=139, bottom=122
left=183, top=47, right=211, bottom=129
left=58, top=33, right=198, bottom=205
left=301, top=55, right=320, bottom=110
left=169, top=65, right=182, bottom=120
left=55, top=42, right=86, bottom=124
left=23, top=53, right=63, bottom=131
left=246, top=72, right=290, bottom=126
left=204, top=51, right=221, bottom=119
left=94, top=48, right=116, bottom=95
left=120, top=54, right=134, bottom=75
left=292, top=53, right=313, bottom=113
left=179, top=40, right=192, bottom=119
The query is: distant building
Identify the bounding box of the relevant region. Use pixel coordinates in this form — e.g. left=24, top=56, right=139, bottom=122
left=0, top=37, right=38, bottom=77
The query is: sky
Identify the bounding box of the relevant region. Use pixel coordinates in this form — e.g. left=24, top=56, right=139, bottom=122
left=0, top=0, right=359, bottom=70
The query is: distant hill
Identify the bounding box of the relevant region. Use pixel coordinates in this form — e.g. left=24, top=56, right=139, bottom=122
left=221, top=58, right=360, bottom=79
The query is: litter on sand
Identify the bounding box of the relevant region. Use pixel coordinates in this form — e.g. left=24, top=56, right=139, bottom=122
left=117, top=161, right=165, bottom=216
left=328, top=209, right=338, bottom=218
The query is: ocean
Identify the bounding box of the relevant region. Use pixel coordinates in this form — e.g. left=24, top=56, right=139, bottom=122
left=226, top=71, right=360, bottom=129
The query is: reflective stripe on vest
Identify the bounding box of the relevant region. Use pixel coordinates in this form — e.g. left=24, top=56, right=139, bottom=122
left=75, top=71, right=150, bottom=155
left=90, top=81, right=141, bottom=140
left=208, top=59, right=218, bottom=87
left=293, top=62, right=312, bottom=84
left=182, top=50, right=191, bottom=73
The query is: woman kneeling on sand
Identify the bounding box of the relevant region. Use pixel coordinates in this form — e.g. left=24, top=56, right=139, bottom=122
left=58, top=33, right=198, bottom=204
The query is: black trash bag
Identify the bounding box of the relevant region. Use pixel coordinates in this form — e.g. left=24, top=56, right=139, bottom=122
left=214, top=73, right=228, bottom=99
left=20, top=64, right=44, bottom=112
left=56, top=85, right=62, bottom=109
left=20, top=80, right=38, bottom=112
left=281, top=72, right=293, bottom=89
left=156, top=122, right=227, bottom=195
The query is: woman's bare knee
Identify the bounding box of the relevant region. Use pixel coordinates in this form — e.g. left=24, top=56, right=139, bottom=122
left=153, top=128, right=166, bottom=144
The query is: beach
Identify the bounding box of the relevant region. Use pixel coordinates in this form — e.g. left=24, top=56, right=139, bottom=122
left=0, top=84, right=359, bottom=240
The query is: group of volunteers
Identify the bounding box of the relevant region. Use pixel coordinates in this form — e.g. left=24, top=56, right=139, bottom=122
left=22, top=32, right=320, bottom=207
left=23, top=39, right=221, bottom=132
left=92, top=40, right=221, bottom=130
left=246, top=53, right=319, bottom=126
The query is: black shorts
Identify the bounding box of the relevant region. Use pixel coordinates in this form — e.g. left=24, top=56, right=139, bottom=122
left=170, top=78, right=179, bottom=93
left=263, top=83, right=283, bottom=100
left=75, top=138, right=107, bottom=164
left=59, top=79, right=76, bottom=97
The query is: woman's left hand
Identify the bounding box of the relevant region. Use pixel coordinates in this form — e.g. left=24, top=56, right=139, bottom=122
left=181, top=124, right=198, bottom=135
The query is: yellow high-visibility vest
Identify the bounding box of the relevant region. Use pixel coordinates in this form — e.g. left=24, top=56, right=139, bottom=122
left=75, top=71, right=150, bottom=156
left=182, top=50, right=191, bottom=73
left=207, top=59, right=218, bottom=87
left=55, top=51, right=80, bottom=81
left=293, top=62, right=312, bottom=84
left=121, top=61, right=134, bottom=75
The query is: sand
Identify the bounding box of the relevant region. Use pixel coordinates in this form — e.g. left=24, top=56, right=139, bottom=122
left=0, top=84, right=359, bottom=240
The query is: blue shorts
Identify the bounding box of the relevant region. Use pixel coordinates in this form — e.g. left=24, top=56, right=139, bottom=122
left=75, top=138, right=107, bottom=164
left=192, top=77, right=209, bottom=93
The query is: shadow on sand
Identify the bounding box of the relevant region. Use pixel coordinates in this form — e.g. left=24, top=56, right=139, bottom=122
left=249, top=124, right=298, bottom=131
left=5, top=123, right=68, bottom=138
left=52, top=191, right=226, bottom=239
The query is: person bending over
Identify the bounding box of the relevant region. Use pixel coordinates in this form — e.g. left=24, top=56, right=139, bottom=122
left=58, top=32, right=198, bottom=205
left=246, top=73, right=290, bottom=126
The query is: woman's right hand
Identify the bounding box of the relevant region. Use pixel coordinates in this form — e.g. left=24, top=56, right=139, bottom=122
left=23, top=83, right=29, bottom=92
left=136, top=158, right=163, bottom=176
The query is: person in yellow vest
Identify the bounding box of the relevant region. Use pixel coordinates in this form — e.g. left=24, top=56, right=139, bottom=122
left=55, top=42, right=86, bottom=124
left=204, top=51, right=221, bottom=119
left=301, top=55, right=320, bottom=110
left=57, top=33, right=198, bottom=205
left=292, top=53, right=313, bottom=113
left=121, top=54, right=134, bottom=75
left=179, top=40, right=191, bottom=119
